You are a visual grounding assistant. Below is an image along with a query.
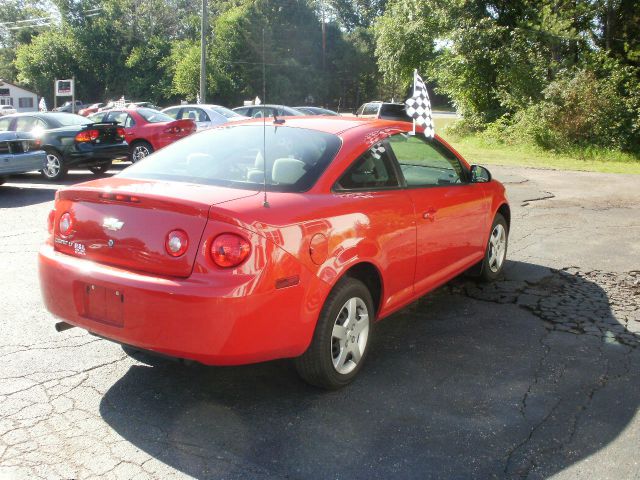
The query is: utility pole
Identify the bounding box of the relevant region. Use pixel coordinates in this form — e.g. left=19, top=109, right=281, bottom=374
left=200, top=0, right=208, bottom=104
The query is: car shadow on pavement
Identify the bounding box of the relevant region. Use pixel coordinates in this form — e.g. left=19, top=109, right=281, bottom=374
left=99, top=261, right=640, bottom=479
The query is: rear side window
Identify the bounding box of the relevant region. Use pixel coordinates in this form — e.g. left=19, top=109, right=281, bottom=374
left=182, top=107, right=209, bottom=122
left=335, top=142, right=400, bottom=190
left=15, top=117, right=37, bottom=132
left=106, top=112, right=135, bottom=128
left=137, top=108, right=174, bottom=123
left=362, top=103, right=380, bottom=116
left=0, top=118, right=12, bottom=131
left=163, top=107, right=180, bottom=119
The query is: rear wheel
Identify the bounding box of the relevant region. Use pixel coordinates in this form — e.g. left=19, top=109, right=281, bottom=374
left=89, top=160, right=112, bottom=175
left=41, top=150, right=68, bottom=181
left=130, top=141, right=153, bottom=163
left=295, top=277, right=374, bottom=389
left=479, top=213, right=508, bottom=281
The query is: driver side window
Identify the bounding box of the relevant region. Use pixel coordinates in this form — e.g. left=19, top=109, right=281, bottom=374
left=388, top=134, right=465, bottom=187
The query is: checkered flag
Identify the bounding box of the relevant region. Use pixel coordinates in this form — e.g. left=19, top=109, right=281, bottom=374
left=405, top=70, right=435, bottom=138
left=370, top=142, right=386, bottom=160
left=113, top=96, right=126, bottom=109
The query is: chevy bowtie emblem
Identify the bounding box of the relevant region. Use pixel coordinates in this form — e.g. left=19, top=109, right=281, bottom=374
left=103, top=217, right=124, bottom=231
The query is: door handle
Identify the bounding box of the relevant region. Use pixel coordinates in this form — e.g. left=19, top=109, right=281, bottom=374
left=422, top=208, right=437, bottom=221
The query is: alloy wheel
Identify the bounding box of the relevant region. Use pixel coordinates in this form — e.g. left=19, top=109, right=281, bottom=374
left=44, top=154, right=61, bottom=178
left=132, top=145, right=150, bottom=162
left=331, top=297, right=370, bottom=375
left=488, top=223, right=507, bottom=273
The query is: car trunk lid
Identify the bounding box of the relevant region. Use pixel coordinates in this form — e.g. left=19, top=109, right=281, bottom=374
left=54, top=178, right=258, bottom=277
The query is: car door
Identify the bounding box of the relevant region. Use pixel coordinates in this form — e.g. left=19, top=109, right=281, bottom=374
left=333, top=141, right=417, bottom=315
left=386, top=132, right=490, bottom=294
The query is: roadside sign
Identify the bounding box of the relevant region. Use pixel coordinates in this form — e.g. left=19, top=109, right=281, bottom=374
left=55, top=79, right=74, bottom=97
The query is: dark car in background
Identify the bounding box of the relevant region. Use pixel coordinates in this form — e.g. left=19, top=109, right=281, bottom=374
left=0, top=113, right=128, bottom=181
left=232, top=104, right=305, bottom=118
left=356, top=101, right=411, bottom=122
left=54, top=100, right=86, bottom=113
left=0, top=131, right=46, bottom=185
left=294, top=106, right=339, bottom=116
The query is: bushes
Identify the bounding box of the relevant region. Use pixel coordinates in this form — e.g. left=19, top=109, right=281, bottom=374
left=476, top=60, right=640, bottom=155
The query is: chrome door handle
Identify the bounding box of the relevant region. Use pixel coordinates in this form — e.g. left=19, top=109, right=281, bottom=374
left=422, top=208, right=437, bottom=221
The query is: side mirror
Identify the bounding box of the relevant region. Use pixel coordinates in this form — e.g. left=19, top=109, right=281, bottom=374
left=470, top=164, right=492, bottom=183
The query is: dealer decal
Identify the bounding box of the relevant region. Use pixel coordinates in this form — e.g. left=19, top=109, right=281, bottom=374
left=54, top=237, right=86, bottom=255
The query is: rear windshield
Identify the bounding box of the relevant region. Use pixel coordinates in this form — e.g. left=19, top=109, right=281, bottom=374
left=119, top=125, right=342, bottom=192
left=379, top=104, right=411, bottom=122
left=211, top=106, right=242, bottom=118
left=45, top=113, right=92, bottom=127
left=137, top=108, right=174, bottom=123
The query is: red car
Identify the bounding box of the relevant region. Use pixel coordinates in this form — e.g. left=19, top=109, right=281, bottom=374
left=88, top=108, right=196, bottom=162
left=78, top=103, right=105, bottom=117
left=39, top=117, right=510, bottom=389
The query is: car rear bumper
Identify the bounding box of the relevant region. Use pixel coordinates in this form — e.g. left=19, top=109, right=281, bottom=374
left=67, top=143, right=129, bottom=165
left=0, top=150, right=46, bottom=175
left=38, top=243, right=329, bottom=365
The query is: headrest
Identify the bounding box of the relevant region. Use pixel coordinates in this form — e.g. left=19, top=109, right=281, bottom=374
left=271, top=158, right=306, bottom=185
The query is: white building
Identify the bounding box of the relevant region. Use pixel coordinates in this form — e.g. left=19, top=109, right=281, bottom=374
left=0, top=80, right=38, bottom=113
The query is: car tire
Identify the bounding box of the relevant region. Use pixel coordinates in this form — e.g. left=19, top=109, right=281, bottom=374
left=89, top=160, right=112, bottom=175
left=129, top=141, right=153, bottom=163
left=295, top=277, right=374, bottom=389
left=41, top=149, right=68, bottom=181
left=479, top=213, right=509, bottom=282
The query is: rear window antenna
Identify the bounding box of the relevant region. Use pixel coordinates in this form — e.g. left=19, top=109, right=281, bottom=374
left=262, top=27, right=269, bottom=208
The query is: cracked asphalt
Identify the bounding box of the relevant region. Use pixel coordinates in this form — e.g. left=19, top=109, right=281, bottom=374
left=1, top=165, right=639, bottom=479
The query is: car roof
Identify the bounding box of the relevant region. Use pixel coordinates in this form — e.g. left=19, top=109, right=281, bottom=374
left=227, top=115, right=411, bottom=136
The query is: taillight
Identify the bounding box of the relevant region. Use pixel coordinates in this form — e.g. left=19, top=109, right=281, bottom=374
left=210, top=233, right=251, bottom=268
left=59, top=212, right=73, bottom=236
left=165, top=230, right=189, bottom=257
left=47, top=209, right=55, bottom=234
left=75, top=129, right=100, bottom=142
left=116, top=127, right=125, bottom=140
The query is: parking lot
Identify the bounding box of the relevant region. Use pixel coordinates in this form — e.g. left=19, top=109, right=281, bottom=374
left=1, top=165, right=639, bottom=479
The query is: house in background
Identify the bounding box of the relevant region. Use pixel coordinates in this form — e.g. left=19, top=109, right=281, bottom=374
left=0, top=80, right=38, bottom=113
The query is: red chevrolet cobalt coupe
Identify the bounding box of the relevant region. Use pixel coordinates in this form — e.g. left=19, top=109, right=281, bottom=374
left=39, top=117, right=510, bottom=389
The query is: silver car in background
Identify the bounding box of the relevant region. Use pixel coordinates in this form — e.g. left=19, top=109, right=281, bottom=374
left=0, top=131, right=46, bottom=185
left=161, top=104, right=248, bottom=131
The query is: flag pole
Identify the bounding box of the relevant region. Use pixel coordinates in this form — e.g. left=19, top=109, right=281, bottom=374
left=411, top=69, right=417, bottom=136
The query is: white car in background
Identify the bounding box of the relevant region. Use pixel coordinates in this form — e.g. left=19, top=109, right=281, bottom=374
left=0, top=105, right=17, bottom=116
left=161, top=104, right=248, bottom=131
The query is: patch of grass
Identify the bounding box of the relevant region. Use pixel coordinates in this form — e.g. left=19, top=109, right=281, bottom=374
left=432, top=118, right=640, bottom=174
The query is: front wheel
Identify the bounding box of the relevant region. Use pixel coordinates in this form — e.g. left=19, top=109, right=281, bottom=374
left=41, top=150, right=68, bottom=181
left=479, top=213, right=509, bottom=282
left=129, top=141, right=153, bottom=163
left=295, top=277, right=374, bottom=389
left=89, top=160, right=112, bottom=175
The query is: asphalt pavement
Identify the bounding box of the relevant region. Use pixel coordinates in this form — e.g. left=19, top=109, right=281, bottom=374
left=0, top=165, right=639, bottom=479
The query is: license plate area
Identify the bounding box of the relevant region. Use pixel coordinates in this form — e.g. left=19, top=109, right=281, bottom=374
left=82, top=283, right=124, bottom=327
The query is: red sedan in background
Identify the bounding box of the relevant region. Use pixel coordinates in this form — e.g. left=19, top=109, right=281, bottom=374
left=39, top=117, right=509, bottom=389
left=88, top=108, right=196, bottom=162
